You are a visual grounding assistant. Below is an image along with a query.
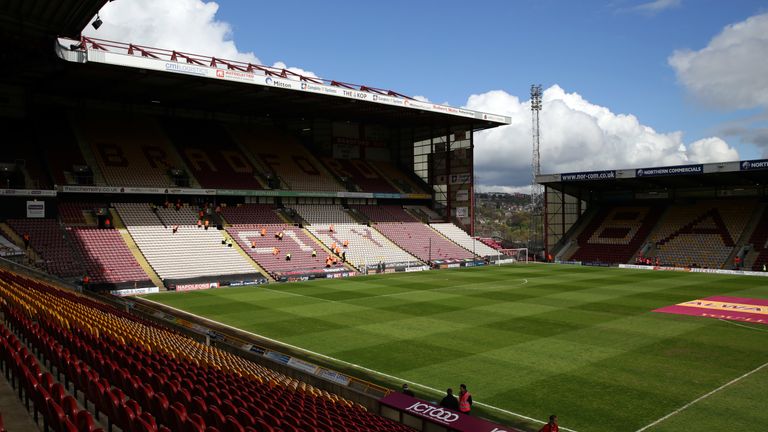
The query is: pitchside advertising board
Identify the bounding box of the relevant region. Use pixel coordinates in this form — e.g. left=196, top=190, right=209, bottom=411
left=83, top=49, right=511, bottom=124
left=380, top=392, right=518, bottom=432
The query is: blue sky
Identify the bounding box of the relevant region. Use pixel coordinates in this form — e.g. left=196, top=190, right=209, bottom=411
left=90, top=0, right=768, bottom=190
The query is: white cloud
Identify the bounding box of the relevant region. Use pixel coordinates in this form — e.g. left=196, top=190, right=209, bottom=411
left=465, top=85, right=738, bottom=188
left=413, top=95, right=430, bottom=102
left=669, top=13, right=768, bottom=110
left=84, top=0, right=312, bottom=76
left=271, top=61, right=318, bottom=79
left=633, top=0, right=682, bottom=14
left=687, top=137, right=739, bottom=163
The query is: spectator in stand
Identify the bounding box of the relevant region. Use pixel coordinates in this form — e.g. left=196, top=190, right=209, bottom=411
left=734, top=256, right=742, bottom=269
left=440, top=388, right=459, bottom=411
left=343, top=240, right=349, bottom=248
left=329, top=224, right=335, bottom=233
left=342, top=251, right=347, bottom=263
left=22, top=232, right=30, bottom=249
left=197, top=219, right=202, bottom=229
left=104, top=218, right=111, bottom=229
left=260, top=228, right=266, bottom=237
left=251, top=240, right=256, bottom=249
left=272, top=247, right=280, bottom=256
left=458, top=384, right=472, bottom=415
left=204, top=219, right=210, bottom=230
left=311, top=249, right=317, bottom=257
left=655, top=257, right=660, bottom=266
left=539, top=415, right=559, bottom=432
left=175, top=199, right=181, bottom=211
left=285, top=252, right=291, bottom=261
left=401, top=384, right=415, bottom=397
left=82, top=274, right=90, bottom=289
left=172, top=225, right=179, bottom=234
left=163, top=200, right=170, bottom=209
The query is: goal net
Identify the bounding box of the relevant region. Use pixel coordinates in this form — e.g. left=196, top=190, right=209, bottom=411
left=497, top=248, right=528, bottom=264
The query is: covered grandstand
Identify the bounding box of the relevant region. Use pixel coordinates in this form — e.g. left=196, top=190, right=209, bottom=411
left=540, top=160, right=768, bottom=271
left=0, top=1, right=523, bottom=431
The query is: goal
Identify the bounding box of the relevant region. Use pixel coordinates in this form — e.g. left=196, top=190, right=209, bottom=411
left=497, top=248, right=529, bottom=264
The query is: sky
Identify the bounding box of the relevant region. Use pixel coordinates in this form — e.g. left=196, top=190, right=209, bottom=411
left=84, top=0, right=768, bottom=192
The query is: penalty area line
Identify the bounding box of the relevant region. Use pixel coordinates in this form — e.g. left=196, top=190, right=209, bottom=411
left=634, top=360, right=768, bottom=432
left=141, top=298, right=577, bottom=432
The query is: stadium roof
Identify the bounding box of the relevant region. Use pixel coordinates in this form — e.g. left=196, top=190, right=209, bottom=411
left=1, top=0, right=509, bottom=136
left=0, top=0, right=106, bottom=39
left=44, top=37, right=510, bottom=135
left=536, top=159, right=768, bottom=197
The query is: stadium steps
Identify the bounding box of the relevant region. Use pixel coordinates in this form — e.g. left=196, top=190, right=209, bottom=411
left=733, top=202, right=767, bottom=269
left=1, top=317, right=111, bottom=432
left=427, top=223, right=478, bottom=257
left=303, top=227, right=359, bottom=273
left=628, top=206, right=673, bottom=263
left=0, top=223, right=40, bottom=264
left=367, top=163, right=417, bottom=194
left=404, top=207, right=429, bottom=223
left=228, top=136, right=270, bottom=189
left=81, top=211, right=98, bottom=226
left=0, top=372, right=44, bottom=432
left=561, top=207, right=599, bottom=261
left=222, top=231, right=276, bottom=283
left=117, top=228, right=165, bottom=289
left=108, top=208, right=126, bottom=229
left=276, top=209, right=296, bottom=224
left=70, top=123, right=107, bottom=186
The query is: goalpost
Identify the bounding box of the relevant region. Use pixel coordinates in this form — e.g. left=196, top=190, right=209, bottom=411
left=497, top=248, right=529, bottom=264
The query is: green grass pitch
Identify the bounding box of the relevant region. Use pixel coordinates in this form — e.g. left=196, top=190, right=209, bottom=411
left=144, top=264, right=768, bottom=432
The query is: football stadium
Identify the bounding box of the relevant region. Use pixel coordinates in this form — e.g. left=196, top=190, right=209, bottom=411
left=0, top=2, right=767, bottom=432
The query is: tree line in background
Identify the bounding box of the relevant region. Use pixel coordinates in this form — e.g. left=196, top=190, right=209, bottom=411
left=474, top=192, right=530, bottom=247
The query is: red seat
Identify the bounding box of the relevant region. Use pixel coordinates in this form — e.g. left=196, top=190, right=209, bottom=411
left=76, top=410, right=98, bottom=432
left=60, top=395, right=79, bottom=420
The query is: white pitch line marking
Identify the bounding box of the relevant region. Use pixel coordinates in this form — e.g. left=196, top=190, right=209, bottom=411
left=259, top=278, right=531, bottom=302
left=717, top=318, right=768, bottom=333
left=142, top=297, right=579, bottom=432
left=634, top=360, right=768, bottom=432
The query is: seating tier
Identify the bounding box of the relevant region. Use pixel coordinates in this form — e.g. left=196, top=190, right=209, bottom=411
left=430, top=223, right=499, bottom=256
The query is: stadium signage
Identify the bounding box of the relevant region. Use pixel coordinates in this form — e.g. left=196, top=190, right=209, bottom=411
left=82, top=50, right=511, bottom=124
left=379, top=392, right=518, bottom=432
left=635, top=164, right=703, bottom=177
left=164, top=62, right=208, bottom=77
left=0, top=189, right=56, bottom=197
left=109, top=287, right=160, bottom=296
left=561, top=170, right=616, bottom=181
left=740, top=159, right=768, bottom=171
